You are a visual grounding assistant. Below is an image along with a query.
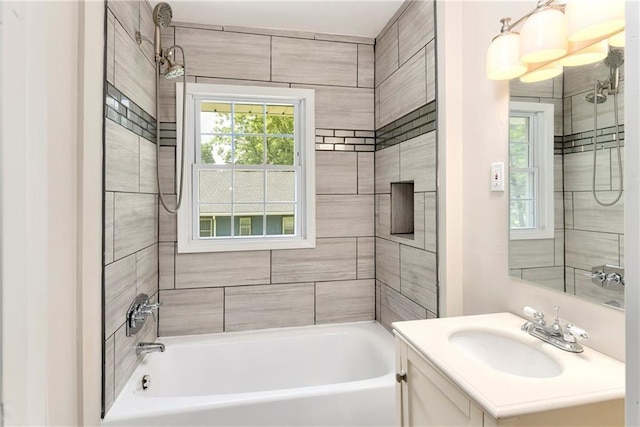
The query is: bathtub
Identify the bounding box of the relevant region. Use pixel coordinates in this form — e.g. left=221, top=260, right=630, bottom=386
left=102, top=321, right=395, bottom=426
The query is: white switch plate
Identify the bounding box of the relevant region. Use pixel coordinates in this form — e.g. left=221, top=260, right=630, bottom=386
left=491, top=162, right=504, bottom=192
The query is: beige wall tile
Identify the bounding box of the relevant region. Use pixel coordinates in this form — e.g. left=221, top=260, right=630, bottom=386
left=555, top=230, right=564, bottom=267
left=139, top=138, right=157, bottom=193
left=105, top=119, right=139, bottom=192
left=554, top=154, right=563, bottom=192
left=175, top=27, right=270, bottom=80
left=554, top=191, right=564, bottom=231
left=565, top=229, right=620, bottom=270
left=114, top=324, right=138, bottom=398
left=565, top=267, right=576, bottom=295
left=377, top=193, right=391, bottom=237
left=425, top=192, right=437, bottom=253
left=376, top=238, right=400, bottom=291
left=138, top=0, right=155, bottom=64
left=315, top=33, right=374, bottom=45
left=564, top=192, right=574, bottom=229
left=272, top=37, right=357, bottom=86
left=380, top=283, right=426, bottom=330
left=375, top=281, right=382, bottom=321
left=114, top=193, right=157, bottom=260
left=375, top=22, right=398, bottom=86
left=357, top=152, right=374, bottom=195
left=400, top=131, right=436, bottom=192
left=509, top=239, right=555, bottom=269
left=316, top=195, right=374, bottom=238
left=357, top=237, right=375, bottom=279
left=158, top=194, right=176, bottom=242
left=107, top=1, right=138, bottom=41
left=316, top=151, right=357, bottom=195
left=104, top=335, right=115, bottom=413
left=159, top=288, right=224, bottom=336
left=564, top=150, right=611, bottom=191
left=159, top=242, right=175, bottom=290
left=225, top=283, right=315, bottom=332
left=358, top=44, right=374, bottom=88
left=426, top=40, right=436, bottom=103
left=564, top=97, right=573, bottom=135
left=196, top=76, right=289, bottom=87
left=375, top=145, right=400, bottom=194
left=400, top=245, right=437, bottom=313
left=105, top=192, right=115, bottom=265
left=271, top=238, right=357, bottom=283
left=106, top=10, right=115, bottom=84
left=136, top=244, right=158, bottom=297
left=175, top=250, right=271, bottom=288
left=159, top=146, right=175, bottom=195
left=291, top=84, right=374, bottom=130
left=571, top=84, right=625, bottom=133
left=158, top=27, right=177, bottom=122
left=398, top=0, right=434, bottom=65
left=104, top=255, right=136, bottom=338
left=375, top=86, right=380, bottom=130
left=620, top=235, right=625, bottom=267
left=316, top=279, right=375, bottom=324
left=115, top=21, right=156, bottom=117
left=522, top=266, right=565, bottom=292
left=573, top=192, right=624, bottom=234
left=379, top=48, right=426, bottom=128
left=563, top=61, right=608, bottom=97
left=611, top=149, right=625, bottom=191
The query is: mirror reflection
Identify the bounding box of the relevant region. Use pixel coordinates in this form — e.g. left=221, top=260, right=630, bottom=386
left=509, top=47, right=625, bottom=309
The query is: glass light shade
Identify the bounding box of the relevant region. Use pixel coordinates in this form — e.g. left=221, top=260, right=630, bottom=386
left=486, top=32, right=527, bottom=80
left=520, top=8, right=568, bottom=63
left=558, top=40, right=608, bottom=66
left=609, top=31, right=625, bottom=48
left=519, top=62, right=563, bottom=83
left=565, top=0, right=624, bottom=42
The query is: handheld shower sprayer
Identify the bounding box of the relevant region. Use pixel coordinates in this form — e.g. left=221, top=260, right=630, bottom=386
left=136, top=2, right=187, bottom=213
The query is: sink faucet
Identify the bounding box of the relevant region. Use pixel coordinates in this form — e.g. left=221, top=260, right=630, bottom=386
left=136, top=342, right=166, bottom=356
left=521, top=306, right=588, bottom=353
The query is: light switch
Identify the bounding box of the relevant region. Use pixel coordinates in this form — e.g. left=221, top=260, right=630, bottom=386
left=491, top=162, right=504, bottom=192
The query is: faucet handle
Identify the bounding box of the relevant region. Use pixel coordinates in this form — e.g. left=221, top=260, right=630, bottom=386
left=563, top=323, right=588, bottom=343
left=523, top=306, right=545, bottom=325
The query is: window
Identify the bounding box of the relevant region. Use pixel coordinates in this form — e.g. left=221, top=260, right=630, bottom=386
left=509, top=102, right=554, bottom=240
left=177, top=83, right=316, bottom=253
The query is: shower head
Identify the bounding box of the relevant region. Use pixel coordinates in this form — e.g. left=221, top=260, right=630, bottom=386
left=153, top=2, right=173, bottom=28
left=604, top=49, right=624, bottom=69
left=585, top=92, right=607, bottom=104
left=163, top=48, right=185, bottom=79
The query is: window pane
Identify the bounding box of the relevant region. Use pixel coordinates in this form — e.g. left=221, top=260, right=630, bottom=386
left=199, top=205, right=231, bottom=237
left=234, top=170, right=264, bottom=202
left=266, top=205, right=295, bottom=235
left=266, top=171, right=295, bottom=202
left=234, top=103, right=264, bottom=134
left=201, top=102, right=231, bottom=133
left=266, top=104, right=294, bottom=135
left=510, top=171, right=535, bottom=199
left=509, top=143, right=529, bottom=168
left=199, top=217, right=214, bottom=237
left=201, top=135, right=231, bottom=164
left=510, top=200, right=535, bottom=229
left=199, top=170, right=231, bottom=203
left=509, top=117, right=529, bottom=143
left=232, top=213, right=263, bottom=237
left=234, top=136, right=264, bottom=165
left=266, top=137, right=295, bottom=165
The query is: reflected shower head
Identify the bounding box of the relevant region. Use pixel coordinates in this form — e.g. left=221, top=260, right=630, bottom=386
left=163, top=48, right=184, bottom=79
left=585, top=92, right=607, bottom=104
left=604, top=49, right=624, bottom=69
left=153, top=3, right=173, bottom=28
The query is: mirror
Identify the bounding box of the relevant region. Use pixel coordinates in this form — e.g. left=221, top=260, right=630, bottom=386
left=509, top=46, right=625, bottom=309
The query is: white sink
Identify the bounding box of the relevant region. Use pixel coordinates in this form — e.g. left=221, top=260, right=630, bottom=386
left=449, top=330, right=562, bottom=378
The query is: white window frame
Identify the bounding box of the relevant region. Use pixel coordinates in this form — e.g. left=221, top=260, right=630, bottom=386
left=177, top=83, right=316, bottom=253
left=509, top=101, right=554, bottom=240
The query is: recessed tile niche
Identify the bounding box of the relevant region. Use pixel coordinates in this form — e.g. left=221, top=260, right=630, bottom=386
left=391, top=182, right=414, bottom=239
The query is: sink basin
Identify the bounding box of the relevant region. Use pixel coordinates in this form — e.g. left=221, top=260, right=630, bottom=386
left=449, top=330, right=562, bottom=378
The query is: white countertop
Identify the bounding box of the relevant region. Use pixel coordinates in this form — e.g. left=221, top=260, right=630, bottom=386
left=392, top=312, right=625, bottom=419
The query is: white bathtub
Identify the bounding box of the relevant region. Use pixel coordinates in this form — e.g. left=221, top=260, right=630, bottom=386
left=103, top=321, right=395, bottom=426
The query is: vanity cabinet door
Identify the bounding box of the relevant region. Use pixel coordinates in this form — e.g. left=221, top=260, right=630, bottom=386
left=397, top=337, right=483, bottom=427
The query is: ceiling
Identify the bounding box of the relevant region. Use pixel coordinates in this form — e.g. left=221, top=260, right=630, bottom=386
left=153, top=0, right=404, bottom=38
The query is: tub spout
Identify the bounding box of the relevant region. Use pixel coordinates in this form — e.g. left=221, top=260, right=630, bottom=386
left=136, top=342, right=165, bottom=356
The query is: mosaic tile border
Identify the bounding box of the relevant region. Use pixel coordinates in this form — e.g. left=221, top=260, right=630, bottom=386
left=105, top=82, right=157, bottom=143
left=315, top=129, right=375, bottom=152
left=562, top=124, right=625, bottom=154
left=375, top=101, right=437, bottom=150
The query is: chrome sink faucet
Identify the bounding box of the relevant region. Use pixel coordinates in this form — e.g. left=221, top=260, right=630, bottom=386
left=521, top=306, right=588, bottom=353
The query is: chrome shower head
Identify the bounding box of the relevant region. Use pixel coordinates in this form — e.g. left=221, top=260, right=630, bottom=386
left=153, top=2, right=173, bottom=28
left=164, top=48, right=184, bottom=79
left=604, top=48, right=624, bottom=69
left=585, top=92, right=607, bottom=104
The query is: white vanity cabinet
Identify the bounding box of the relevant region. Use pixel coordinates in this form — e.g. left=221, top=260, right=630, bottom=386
left=394, top=314, right=625, bottom=427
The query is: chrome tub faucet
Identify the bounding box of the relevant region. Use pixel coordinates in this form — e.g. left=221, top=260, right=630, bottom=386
left=136, top=342, right=166, bottom=356
left=521, top=306, right=588, bottom=353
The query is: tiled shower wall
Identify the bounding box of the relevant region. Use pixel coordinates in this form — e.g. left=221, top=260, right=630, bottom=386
left=509, top=76, right=566, bottom=291
left=157, top=23, right=376, bottom=336
left=373, top=0, right=439, bottom=328
left=103, top=0, right=159, bottom=415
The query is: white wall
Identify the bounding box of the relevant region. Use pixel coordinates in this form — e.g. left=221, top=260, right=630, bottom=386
left=439, top=1, right=626, bottom=362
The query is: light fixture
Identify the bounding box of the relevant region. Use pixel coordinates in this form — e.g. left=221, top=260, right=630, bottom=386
left=565, top=0, right=624, bottom=42
left=486, top=19, right=527, bottom=80
left=558, top=39, right=608, bottom=67
left=609, top=31, right=625, bottom=48
left=486, top=0, right=625, bottom=83
left=519, top=61, right=563, bottom=83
